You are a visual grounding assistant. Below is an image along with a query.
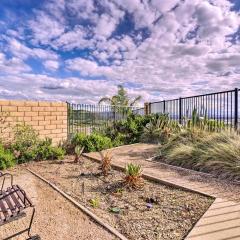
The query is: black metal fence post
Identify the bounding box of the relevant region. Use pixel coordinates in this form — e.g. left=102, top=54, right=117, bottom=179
left=235, top=88, right=238, bottom=130
left=163, top=100, right=166, bottom=113
left=179, top=97, right=182, bottom=124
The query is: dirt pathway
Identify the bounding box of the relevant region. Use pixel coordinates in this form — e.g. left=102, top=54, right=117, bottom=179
left=0, top=168, right=117, bottom=240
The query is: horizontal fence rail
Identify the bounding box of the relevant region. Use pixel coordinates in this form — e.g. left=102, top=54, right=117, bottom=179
left=149, top=88, right=240, bottom=130
left=67, top=103, right=144, bottom=137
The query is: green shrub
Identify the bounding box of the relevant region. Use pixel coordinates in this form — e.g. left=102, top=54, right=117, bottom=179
left=102, top=113, right=156, bottom=145
left=159, top=131, right=240, bottom=181
left=11, top=124, right=65, bottom=163
left=112, top=133, right=126, bottom=147
left=36, top=138, right=65, bottom=160
left=0, top=144, right=15, bottom=170
left=71, top=132, right=112, bottom=152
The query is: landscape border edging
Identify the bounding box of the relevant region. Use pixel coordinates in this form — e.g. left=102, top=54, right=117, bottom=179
left=146, top=156, right=240, bottom=186
left=27, top=168, right=129, bottom=240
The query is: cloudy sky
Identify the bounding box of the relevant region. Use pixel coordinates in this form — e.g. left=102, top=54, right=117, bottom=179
left=0, top=0, right=239, bottom=104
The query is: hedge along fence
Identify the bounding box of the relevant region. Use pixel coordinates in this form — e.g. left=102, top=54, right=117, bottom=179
left=0, top=100, right=67, bottom=145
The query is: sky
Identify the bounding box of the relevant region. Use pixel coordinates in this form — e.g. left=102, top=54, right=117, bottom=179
left=0, top=0, right=239, bottom=105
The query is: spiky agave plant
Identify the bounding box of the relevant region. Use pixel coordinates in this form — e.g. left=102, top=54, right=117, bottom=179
left=100, top=150, right=112, bottom=176
left=124, top=163, right=144, bottom=189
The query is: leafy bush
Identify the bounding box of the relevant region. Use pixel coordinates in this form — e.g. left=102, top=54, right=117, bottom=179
left=0, top=144, right=15, bottom=170
left=11, top=124, right=65, bottom=163
left=112, top=133, right=126, bottom=147
left=71, top=132, right=112, bottom=152
left=124, top=163, right=144, bottom=189
left=102, top=113, right=155, bottom=145
left=141, top=114, right=181, bottom=144
left=159, top=130, right=240, bottom=181
left=36, top=138, right=65, bottom=160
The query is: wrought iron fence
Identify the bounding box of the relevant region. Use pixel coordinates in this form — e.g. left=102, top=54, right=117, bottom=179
left=149, top=88, right=240, bottom=130
left=67, top=103, right=144, bottom=137
left=67, top=88, right=240, bottom=137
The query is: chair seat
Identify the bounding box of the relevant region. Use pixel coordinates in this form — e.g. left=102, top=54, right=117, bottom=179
left=0, top=185, right=33, bottom=225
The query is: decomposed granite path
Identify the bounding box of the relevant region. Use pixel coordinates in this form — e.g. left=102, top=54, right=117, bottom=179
left=0, top=168, right=117, bottom=240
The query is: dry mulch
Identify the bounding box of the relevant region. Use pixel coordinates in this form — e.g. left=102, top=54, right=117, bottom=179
left=28, top=156, right=213, bottom=240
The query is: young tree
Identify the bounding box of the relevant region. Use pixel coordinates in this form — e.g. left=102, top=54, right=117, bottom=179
left=98, top=85, right=141, bottom=107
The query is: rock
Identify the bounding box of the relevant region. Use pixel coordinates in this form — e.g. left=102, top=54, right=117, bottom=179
left=146, top=203, right=153, bottom=209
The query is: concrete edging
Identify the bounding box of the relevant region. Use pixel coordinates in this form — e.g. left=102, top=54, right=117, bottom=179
left=146, top=156, right=240, bottom=186
left=27, top=168, right=129, bottom=240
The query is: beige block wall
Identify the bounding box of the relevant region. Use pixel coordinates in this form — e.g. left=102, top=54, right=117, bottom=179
left=0, top=100, right=67, bottom=145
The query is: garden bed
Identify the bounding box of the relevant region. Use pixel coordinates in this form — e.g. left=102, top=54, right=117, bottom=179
left=28, top=157, right=213, bottom=240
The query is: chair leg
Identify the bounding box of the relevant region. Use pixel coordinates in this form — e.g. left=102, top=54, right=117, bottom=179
left=28, top=207, right=36, bottom=238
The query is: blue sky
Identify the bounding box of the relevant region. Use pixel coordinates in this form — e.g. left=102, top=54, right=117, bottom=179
left=0, top=0, right=239, bottom=104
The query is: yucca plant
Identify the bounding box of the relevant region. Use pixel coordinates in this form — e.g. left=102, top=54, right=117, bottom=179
left=124, top=163, right=144, bottom=189
left=184, top=108, right=225, bottom=132
left=100, top=150, right=112, bottom=176
left=141, top=114, right=181, bottom=144
left=74, top=145, right=84, bottom=163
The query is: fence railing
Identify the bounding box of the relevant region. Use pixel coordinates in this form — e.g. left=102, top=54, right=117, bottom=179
left=67, top=103, right=144, bottom=137
left=67, top=88, right=240, bottom=137
left=149, top=88, right=240, bottom=130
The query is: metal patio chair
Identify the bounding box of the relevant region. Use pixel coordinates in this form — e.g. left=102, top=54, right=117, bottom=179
left=0, top=172, right=40, bottom=240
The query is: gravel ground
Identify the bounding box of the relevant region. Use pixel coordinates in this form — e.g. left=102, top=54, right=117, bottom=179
left=0, top=168, right=117, bottom=240
left=28, top=157, right=213, bottom=240
left=91, top=143, right=240, bottom=202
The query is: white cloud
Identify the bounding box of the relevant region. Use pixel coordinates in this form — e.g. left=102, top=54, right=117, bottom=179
left=0, top=73, right=119, bottom=103
left=7, top=38, right=58, bottom=60
left=1, top=0, right=240, bottom=103
left=43, top=60, right=59, bottom=71
left=28, top=11, right=65, bottom=45
left=53, top=25, right=92, bottom=51
left=94, top=14, right=119, bottom=38
left=66, top=58, right=113, bottom=77
left=0, top=53, right=31, bottom=74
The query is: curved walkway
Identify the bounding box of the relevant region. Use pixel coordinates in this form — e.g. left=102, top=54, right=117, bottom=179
left=84, top=143, right=240, bottom=240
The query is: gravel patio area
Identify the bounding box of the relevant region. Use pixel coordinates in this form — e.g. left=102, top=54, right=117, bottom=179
left=28, top=157, right=213, bottom=240
left=0, top=168, right=116, bottom=240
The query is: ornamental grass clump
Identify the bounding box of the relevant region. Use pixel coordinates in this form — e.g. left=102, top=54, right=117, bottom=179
left=160, top=130, right=240, bottom=181
left=100, top=151, right=112, bottom=176
left=124, top=163, right=144, bottom=189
